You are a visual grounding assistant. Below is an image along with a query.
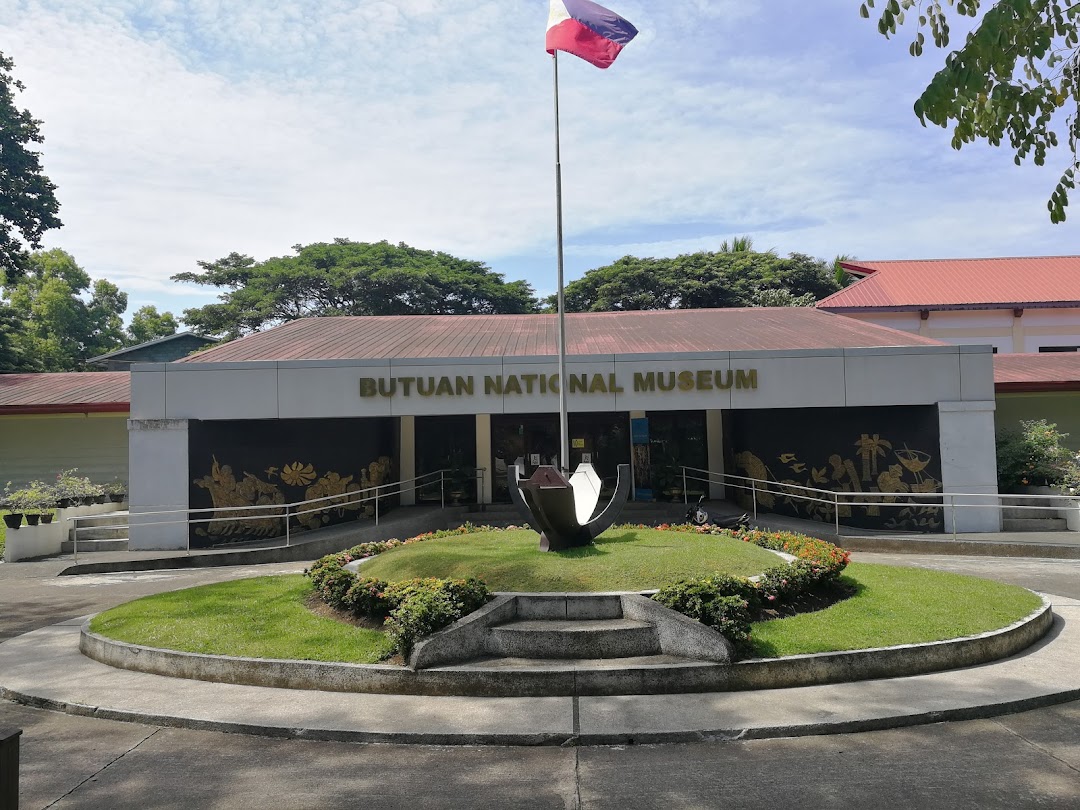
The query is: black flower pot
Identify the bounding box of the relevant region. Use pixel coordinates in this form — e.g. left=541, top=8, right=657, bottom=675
left=109, top=494, right=125, bottom=503
left=40, top=513, right=54, bottom=524
left=58, top=498, right=74, bottom=509
left=2, top=513, right=22, bottom=530
left=24, top=514, right=40, bottom=526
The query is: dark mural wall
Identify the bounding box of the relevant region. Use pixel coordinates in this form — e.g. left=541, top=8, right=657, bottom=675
left=188, top=417, right=397, bottom=547
left=725, top=405, right=943, bottom=532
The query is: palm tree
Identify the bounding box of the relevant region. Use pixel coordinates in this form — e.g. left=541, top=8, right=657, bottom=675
left=854, top=433, right=893, bottom=482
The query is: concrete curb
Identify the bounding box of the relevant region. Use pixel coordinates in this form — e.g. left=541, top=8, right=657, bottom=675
left=839, top=536, right=1080, bottom=559
left=2, top=599, right=1078, bottom=747
left=77, top=596, right=1053, bottom=697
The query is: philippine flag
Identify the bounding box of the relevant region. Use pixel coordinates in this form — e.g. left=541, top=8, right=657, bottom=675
left=546, top=0, right=638, bottom=70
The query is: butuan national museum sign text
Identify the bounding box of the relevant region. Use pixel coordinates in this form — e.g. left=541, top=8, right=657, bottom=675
left=359, top=369, right=759, bottom=399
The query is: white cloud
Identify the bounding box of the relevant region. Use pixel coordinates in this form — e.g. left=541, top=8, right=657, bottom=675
left=0, top=0, right=1075, bottom=319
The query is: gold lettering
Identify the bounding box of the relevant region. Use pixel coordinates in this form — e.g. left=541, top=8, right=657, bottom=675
left=736, top=369, right=758, bottom=390
left=485, top=376, right=502, bottom=395
left=378, top=378, right=397, bottom=397
left=658, top=372, right=677, bottom=392
left=359, top=378, right=378, bottom=398
left=608, top=373, right=624, bottom=393
left=504, top=375, right=523, bottom=395
left=569, top=374, right=588, bottom=393
left=550, top=374, right=560, bottom=394
left=634, top=372, right=656, bottom=392
left=588, top=374, right=608, bottom=394
left=520, top=374, right=538, bottom=394
left=417, top=377, right=436, bottom=397
left=539, top=374, right=548, bottom=394
left=696, top=370, right=713, bottom=391
left=715, top=370, right=734, bottom=390
left=435, top=377, right=454, bottom=396
left=400, top=377, right=415, bottom=396
left=456, top=376, right=474, bottom=396
left=677, top=371, right=695, bottom=391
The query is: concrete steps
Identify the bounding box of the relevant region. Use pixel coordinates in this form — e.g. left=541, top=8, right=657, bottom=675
left=1002, top=518, right=1070, bottom=532
left=414, top=592, right=731, bottom=696
left=62, top=510, right=129, bottom=553
left=489, top=618, right=661, bottom=659
left=1000, top=496, right=1071, bottom=532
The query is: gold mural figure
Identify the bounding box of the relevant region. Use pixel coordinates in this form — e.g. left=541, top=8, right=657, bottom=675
left=733, top=434, right=943, bottom=532
left=298, top=471, right=362, bottom=530
left=193, top=454, right=395, bottom=541
left=193, top=457, right=285, bottom=539
left=855, top=434, right=892, bottom=482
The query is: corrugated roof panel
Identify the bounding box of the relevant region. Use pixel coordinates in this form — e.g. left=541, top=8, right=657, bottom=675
left=994, top=352, right=1080, bottom=389
left=819, top=257, right=1080, bottom=310
left=0, top=372, right=130, bottom=410
left=179, top=309, right=945, bottom=364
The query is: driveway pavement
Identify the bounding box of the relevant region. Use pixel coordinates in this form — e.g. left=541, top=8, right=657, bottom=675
left=2, top=553, right=1080, bottom=808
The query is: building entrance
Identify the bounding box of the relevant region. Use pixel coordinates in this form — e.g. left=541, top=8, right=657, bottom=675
left=490, top=412, right=631, bottom=502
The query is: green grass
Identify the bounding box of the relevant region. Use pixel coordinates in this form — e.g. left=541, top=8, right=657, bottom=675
left=358, top=527, right=784, bottom=592
left=90, top=575, right=394, bottom=663
left=749, top=562, right=1044, bottom=658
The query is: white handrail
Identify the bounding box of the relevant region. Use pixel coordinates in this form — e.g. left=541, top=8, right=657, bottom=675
left=71, top=467, right=487, bottom=562
left=677, top=465, right=1078, bottom=540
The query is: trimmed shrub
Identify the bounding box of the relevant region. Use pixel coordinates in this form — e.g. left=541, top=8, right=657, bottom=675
left=343, top=577, right=391, bottom=616
left=648, top=524, right=852, bottom=658
left=996, top=419, right=1076, bottom=491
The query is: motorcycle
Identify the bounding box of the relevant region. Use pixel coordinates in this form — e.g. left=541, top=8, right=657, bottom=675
left=685, top=495, right=750, bottom=529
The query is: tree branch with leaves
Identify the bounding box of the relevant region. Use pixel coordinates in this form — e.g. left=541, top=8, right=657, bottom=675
left=862, top=0, right=1080, bottom=221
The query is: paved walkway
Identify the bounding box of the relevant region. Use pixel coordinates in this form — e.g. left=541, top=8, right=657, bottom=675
left=3, top=595, right=1078, bottom=746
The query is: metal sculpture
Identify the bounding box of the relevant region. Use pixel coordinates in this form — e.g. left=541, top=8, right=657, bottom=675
left=509, top=463, right=632, bottom=552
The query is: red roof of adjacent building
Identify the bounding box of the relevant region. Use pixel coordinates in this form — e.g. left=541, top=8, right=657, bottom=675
left=994, top=353, right=1080, bottom=392
left=0, top=372, right=130, bottom=414
left=180, top=309, right=945, bottom=363
left=818, top=256, right=1080, bottom=311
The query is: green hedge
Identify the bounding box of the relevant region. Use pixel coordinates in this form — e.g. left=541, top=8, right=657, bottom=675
left=650, top=525, right=851, bottom=656
left=306, top=543, right=491, bottom=657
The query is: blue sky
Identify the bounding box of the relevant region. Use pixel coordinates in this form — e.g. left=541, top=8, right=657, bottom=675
left=2, top=0, right=1075, bottom=321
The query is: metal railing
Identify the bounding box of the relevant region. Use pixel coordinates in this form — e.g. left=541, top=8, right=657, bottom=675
left=678, top=465, right=1078, bottom=539
left=69, top=467, right=486, bottom=563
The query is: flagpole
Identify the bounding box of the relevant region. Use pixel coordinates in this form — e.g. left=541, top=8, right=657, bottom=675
left=553, top=51, right=570, bottom=475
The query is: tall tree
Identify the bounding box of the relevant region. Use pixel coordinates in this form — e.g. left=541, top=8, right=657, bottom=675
left=559, top=250, right=841, bottom=313
left=0, top=51, right=62, bottom=281
left=3, top=249, right=127, bottom=371
left=861, top=0, right=1080, bottom=222
left=174, top=239, right=540, bottom=339
left=126, top=305, right=179, bottom=345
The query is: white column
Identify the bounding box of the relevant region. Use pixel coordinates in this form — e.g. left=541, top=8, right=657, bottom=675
left=938, top=401, right=1001, bottom=533
left=706, top=409, right=726, bottom=500
left=399, top=416, right=416, bottom=505
left=476, top=414, right=492, bottom=505
left=127, top=419, right=190, bottom=550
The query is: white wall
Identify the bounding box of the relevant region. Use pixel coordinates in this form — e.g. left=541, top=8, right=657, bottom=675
left=127, top=419, right=190, bottom=550
left=843, top=307, right=1080, bottom=354
left=938, top=401, right=1002, bottom=532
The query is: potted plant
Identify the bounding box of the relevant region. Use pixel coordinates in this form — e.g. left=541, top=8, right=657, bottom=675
left=1, top=481, right=22, bottom=530
left=105, top=479, right=127, bottom=503
left=3, top=481, right=54, bottom=527
left=54, top=469, right=82, bottom=508
left=27, top=480, right=58, bottom=524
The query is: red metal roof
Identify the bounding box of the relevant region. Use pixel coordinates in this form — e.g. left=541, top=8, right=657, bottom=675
left=994, top=353, right=1080, bottom=392
left=0, top=372, right=130, bottom=414
left=181, top=309, right=945, bottom=363
left=819, top=256, right=1080, bottom=311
